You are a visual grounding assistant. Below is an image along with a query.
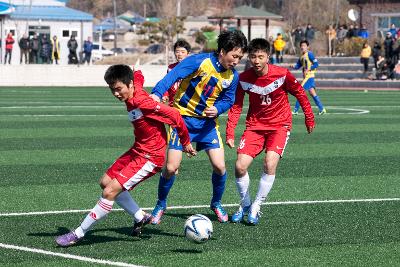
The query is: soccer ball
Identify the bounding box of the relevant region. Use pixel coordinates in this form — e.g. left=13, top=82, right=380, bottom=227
left=184, top=214, right=213, bottom=243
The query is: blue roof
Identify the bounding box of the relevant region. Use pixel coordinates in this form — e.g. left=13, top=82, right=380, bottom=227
left=9, top=5, right=93, bottom=21
left=93, top=17, right=131, bottom=32
left=0, top=2, right=14, bottom=15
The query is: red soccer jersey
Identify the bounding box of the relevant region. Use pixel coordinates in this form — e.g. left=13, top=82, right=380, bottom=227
left=162, top=62, right=180, bottom=107
left=226, top=64, right=315, bottom=140
left=127, top=71, right=190, bottom=164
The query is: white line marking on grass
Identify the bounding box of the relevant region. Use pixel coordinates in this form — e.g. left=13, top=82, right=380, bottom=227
left=0, top=243, right=144, bottom=267
left=1, top=198, right=399, bottom=217
left=324, top=106, right=370, bottom=114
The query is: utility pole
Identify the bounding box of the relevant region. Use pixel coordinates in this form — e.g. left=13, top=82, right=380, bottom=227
left=112, top=0, right=117, bottom=49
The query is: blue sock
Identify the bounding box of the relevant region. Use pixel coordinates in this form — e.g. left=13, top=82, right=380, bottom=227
left=211, top=172, right=227, bottom=205
left=312, top=95, right=324, bottom=111
left=156, top=174, right=176, bottom=208
left=294, top=100, right=300, bottom=112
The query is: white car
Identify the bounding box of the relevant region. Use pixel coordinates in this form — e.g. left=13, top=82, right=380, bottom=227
left=92, top=43, right=113, bottom=61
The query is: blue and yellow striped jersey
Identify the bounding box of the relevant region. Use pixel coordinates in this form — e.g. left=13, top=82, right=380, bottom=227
left=294, top=51, right=318, bottom=78
left=152, top=53, right=239, bottom=118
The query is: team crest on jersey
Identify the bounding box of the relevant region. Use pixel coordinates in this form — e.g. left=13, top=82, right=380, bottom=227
left=128, top=108, right=143, bottom=121
left=221, top=79, right=231, bottom=88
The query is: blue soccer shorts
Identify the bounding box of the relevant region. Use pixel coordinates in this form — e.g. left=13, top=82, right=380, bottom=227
left=168, top=116, right=223, bottom=151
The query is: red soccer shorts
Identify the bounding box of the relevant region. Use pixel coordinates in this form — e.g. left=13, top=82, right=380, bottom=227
left=237, top=127, right=290, bottom=158
left=106, top=150, right=163, bottom=191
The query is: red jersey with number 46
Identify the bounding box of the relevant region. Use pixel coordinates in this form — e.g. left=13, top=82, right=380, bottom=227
left=226, top=64, right=315, bottom=140
left=127, top=71, right=190, bottom=164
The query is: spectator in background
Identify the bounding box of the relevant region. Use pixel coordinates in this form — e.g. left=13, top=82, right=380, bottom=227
left=305, top=24, right=315, bottom=43
left=19, top=33, right=30, bottom=64
left=4, top=32, right=14, bottom=64
left=360, top=42, right=371, bottom=74
left=372, top=41, right=382, bottom=68
left=369, top=55, right=389, bottom=80
left=353, top=25, right=360, bottom=37
left=273, top=33, right=286, bottom=63
left=346, top=24, right=356, bottom=39
left=388, top=23, right=397, bottom=39
left=83, top=36, right=93, bottom=65
left=51, top=35, right=60, bottom=64
left=358, top=25, right=369, bottom=39
left=336, top=25, right=348, bottom=56
left=268, top=36, right=275, bottom=64
left=67, top=35, right=79, bottom=64
left=325, top=25, right=336, bottom=57
left=40, top=35, right=51, bottom=64
left=393, top=37, right=400, bottom=63
left=384, top=32, right=394, bottom=61
left=29, top=33, right=40, bottom=64
left=291, top=25, right=304, bottom=52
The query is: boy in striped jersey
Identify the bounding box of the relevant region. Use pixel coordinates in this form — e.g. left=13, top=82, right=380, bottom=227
left=292, top=40, right=326, bottom=115
left=150, top=30, right=247, bottom=224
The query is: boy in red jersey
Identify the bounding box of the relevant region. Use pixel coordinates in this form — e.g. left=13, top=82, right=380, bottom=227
left=55, top=65, right=196, bottom=247
left=226, top=38, right=315, bottom=225
left=162, top=39, right=191, bottom=106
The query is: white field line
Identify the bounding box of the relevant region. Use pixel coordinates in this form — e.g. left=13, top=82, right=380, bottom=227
left=0, top=106, right=370, bottom=116
left=0, top=243, right=144, bottom=267
left=1, top=198, right=400, bottom=217
left=1, top=198, right=399, bottom=267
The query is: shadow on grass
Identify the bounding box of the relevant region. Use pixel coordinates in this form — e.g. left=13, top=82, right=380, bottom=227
left=171, top=248, right=203, bottom=254
left=164, top=212, right=221, bottom=224
left=31, top=225, right=181, bottom=247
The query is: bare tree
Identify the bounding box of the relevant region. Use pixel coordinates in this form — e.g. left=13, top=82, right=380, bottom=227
left=281, top=0, right=351, bottom=31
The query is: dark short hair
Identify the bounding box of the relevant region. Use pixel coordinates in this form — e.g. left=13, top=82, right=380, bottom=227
left=217, top=30, right=247, bottom=53
left=300, top=39, right=309, bottom=47
left=247, top=38, right=270, bottom=55
left=174, top=39, right=191, bottom=53
left=104, top=64, right=133, bottom=87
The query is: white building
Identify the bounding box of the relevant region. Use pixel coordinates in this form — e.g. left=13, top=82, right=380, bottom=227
left=0, top=0, right=93, bottom=65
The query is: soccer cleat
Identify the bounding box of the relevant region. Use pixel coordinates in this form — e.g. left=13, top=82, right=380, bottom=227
left=210, top=202, right=228, bottom=223
left=318, top=108, right=327, bottom=115
left=132, top=213, right=152, bottom=236
left=55, top=231, right=82, bottom=247
left=231, top=204, right=251, bottom=223
left=292, top=110, right=299, bottom=115
left=247, top=204, right=261, bottom=225
left=150, top=204, right=166, bottom=225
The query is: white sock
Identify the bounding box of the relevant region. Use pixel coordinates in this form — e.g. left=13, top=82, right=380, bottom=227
left=115, top=190, right=140, bottom=221
left=134, top=209, right=144, bottom=222
left=74, top=197, right=114, bottom=238
left=254, top=173, right=275, bottom=206
left=236, top=172, right=251, bottom=208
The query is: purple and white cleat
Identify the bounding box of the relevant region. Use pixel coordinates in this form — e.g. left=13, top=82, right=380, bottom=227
left=55, top=231, right=82, bottom=247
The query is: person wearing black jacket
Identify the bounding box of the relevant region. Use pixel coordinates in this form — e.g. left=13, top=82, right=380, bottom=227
left=372, top=41, right=382, bottom=69
left=29, top=33, right=40, bottom=64
left=67, top=35, right=79, bottom=64
left=19, top=34, right=30, bottom=64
